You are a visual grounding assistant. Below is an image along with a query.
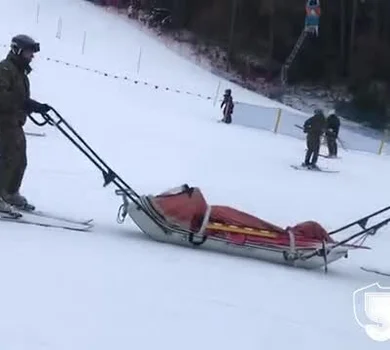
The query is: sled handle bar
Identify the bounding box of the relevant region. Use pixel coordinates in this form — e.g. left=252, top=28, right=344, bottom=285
left=28, top=108, right=139, bottom=199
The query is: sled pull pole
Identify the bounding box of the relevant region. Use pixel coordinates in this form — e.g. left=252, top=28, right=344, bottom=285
left=29, top=107, right=171, bottom=231
left=302, top=217, right=390, bottom=261
left=46, top=109, right=121, bottom=186
left=47, top=111, right=125, bottom=191
left=328, top=205, right=390, bottom=235
left=33, top=108, right=140, bottom=201
left=331, top=217, right=390, bottom=250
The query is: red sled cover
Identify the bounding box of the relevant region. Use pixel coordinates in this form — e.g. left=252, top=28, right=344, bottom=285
left=149, top=186, right=334, bottom=248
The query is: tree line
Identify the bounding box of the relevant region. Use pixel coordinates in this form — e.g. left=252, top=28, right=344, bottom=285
left=137, top=0, right=390, bottom=128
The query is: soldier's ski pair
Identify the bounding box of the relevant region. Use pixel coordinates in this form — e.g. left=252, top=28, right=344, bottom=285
left=0, top=206, right=93, bottom=231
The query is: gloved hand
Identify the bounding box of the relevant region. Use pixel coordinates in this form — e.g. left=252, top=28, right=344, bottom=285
left=34, top=102, right=51, bottom=114
left=24, top=99, right=51, bottom=114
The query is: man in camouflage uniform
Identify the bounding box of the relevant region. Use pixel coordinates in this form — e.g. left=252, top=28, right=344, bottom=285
left=325, top=109, right=340, bottom=158
left=302, top=109, right=326, bottom=169
left=0, top=34, right=51, bottom=215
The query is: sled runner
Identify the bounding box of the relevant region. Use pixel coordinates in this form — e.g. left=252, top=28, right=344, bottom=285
left=114, top=185, right=388, bottom=272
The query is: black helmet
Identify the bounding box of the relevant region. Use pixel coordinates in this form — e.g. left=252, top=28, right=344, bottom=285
left=10, top=34, right=40, bottom=55
left=224, top=89, right=231, bottom=96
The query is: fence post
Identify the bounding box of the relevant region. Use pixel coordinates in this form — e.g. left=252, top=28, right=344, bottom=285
left=378, top=129, right=388, bottom=155
left=36, top=3, right=40, bottom=24
left=56, top=17, right=62, bottom=39
left=273, top=108, right=282, bottom=133
left=213, top=81, right=221, bottom=107
left=136, top=47, right=142, bottom=74
left=81, top=31, right=87, bottom=54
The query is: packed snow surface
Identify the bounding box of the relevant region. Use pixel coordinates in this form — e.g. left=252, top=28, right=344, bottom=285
left=0, top=0, right=389, bottom=349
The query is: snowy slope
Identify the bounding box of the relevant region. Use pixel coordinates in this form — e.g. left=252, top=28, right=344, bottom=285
left=0, top=1, right=389, bottom=349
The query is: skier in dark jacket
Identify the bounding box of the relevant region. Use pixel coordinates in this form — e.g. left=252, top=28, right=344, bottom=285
left=325, top=110, right=340, bottom=158
left=0, top=34, right=51, bottom=215
left=302, top=109, right=326, bottom=169
left=220, top=89, right=234, bottom=124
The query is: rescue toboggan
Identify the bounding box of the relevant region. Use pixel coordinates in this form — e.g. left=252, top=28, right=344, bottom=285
left=115, top=184, right=388, bottom=272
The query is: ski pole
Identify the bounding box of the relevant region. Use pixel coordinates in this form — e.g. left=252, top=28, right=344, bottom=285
left=337, top=136, right=348, bottom=151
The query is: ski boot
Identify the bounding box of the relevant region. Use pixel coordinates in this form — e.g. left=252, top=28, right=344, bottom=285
left=308, top=163, right=320, bottom=170
left=2, top=192, right=35, bottom=211
left=0, top=197, right=22, bottom=218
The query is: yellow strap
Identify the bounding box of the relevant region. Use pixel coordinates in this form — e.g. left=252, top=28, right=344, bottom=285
left=206, top=222, right=278, bottom=238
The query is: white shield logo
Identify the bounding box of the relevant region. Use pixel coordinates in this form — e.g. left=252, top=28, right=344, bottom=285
left=353, top=282, right=390, bottom=342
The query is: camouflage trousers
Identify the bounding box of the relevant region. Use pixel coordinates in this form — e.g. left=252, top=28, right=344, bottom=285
left=0, top=126, right=27, bottom=195
left=304, top=135, right=321, bottom=165
left=326, top=133, right=338, bottom=156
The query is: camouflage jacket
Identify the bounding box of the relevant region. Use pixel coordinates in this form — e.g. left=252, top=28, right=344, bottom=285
left=0, top=52, right=32, bottom=128
left=303, top=114, right=326, bottom=138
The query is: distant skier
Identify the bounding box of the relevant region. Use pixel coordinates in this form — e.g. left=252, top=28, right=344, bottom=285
left=0, top=34, right=51, bottom=215
left=220, top=89, right=234, bottom=124
left=302, top=109, right=326, bottom=169
left=325, top=109, right=340, bottom=158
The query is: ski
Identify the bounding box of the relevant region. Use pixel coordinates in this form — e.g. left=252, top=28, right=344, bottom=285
left=360, top=266, right=390, bottom=277
left=0, top=212, right=93, bottom=232
left=26, top=131, right=46, bottom=137
left=290, top=164, right=339, bottom=173
left=19, top=207, right=93, bottom=226
left=319, top=154, right=342, bottom=159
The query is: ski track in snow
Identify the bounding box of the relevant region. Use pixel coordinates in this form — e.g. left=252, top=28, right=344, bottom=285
left=0, top=0, right=389, bottom=349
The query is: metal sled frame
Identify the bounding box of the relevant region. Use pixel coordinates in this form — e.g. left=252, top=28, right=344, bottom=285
left=115, top=188, right=353, bottom=270
left=28, top=110, right=390, bottom=272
